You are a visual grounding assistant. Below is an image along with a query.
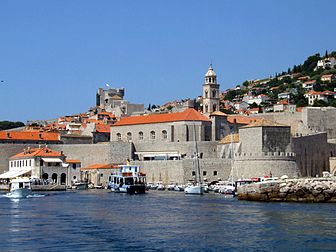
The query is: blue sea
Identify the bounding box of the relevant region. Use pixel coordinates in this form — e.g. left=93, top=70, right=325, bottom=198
left=0, top=190, right=335, bottom=251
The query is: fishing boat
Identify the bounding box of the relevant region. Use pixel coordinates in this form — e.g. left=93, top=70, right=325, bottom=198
left=185, top=123, right=204, bottom=195
left=108, top=165, right=146, bottom=194
left=7, top=177, right=32, bottom=198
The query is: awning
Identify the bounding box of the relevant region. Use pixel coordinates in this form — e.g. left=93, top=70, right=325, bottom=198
left=42, top=158, right=63, bottom=163
left=0, top=168, right=32, bottom=179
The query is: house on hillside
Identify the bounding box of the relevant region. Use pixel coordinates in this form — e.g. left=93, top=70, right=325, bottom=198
left=302, top=80, right=316, bottom=90
left=304, top=90, right=335, bottom=105
left=316, top=57, right=336, bottom=69
left=321, top=74, right=336, bottom=83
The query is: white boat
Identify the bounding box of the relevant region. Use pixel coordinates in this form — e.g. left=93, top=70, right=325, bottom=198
left=7, top=177, right=32, bottom=198
left=156, top=181, right=165, bottom=191
left=108, top=165, right=146, bottom=194
left=185, top=123, right=204, bottom=195
left=167, top=183, right=176, bottom=191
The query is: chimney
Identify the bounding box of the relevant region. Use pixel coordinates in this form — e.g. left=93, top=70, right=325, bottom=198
left=6, top=132, right=10, bottom=138
left=39, top=133, right=43, bottom=139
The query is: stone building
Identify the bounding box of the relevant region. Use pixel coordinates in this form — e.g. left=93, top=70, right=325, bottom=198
left=111, top=108, right=212, bottom=144
left=0, top=147, right=81, bottom=186
left=202, top=65, right=220, bottom=115
left=96, top=87, right=144, bottom=117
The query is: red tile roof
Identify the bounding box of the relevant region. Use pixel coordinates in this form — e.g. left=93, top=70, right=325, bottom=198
left=81, top=164, right=119, bottom=170
left=10, top=147, right=62, bottom=159
left=0, top=131, right=60, bottom=141
left=66, top=159, right=81, bottom=163
left=227, top=115, right=262, bottom=125
left=95, top=124, right=111, bottom=133
left=113, top=108, right=210, bottom=127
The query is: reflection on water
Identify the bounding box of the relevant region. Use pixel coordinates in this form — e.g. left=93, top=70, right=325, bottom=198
left=0, top=190, right=335, bottom=251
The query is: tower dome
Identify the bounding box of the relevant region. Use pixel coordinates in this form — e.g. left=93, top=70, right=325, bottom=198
left=205, top=64, right=216, bottom=77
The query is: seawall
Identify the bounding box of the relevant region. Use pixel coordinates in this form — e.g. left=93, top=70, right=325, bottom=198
left=238, top=177, right=336, bottom=202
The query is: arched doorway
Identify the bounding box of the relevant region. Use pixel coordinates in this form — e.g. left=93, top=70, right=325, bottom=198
left=42, top=173, right=48, bottom=180
left=61, top=173, right=66, bottom=185
left=52, top=173, right=58, bottom=183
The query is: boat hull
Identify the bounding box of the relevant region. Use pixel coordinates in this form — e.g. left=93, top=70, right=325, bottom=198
left=8, top=188, right=31, bottom=198
left=184, top=185, right=204, bottom=195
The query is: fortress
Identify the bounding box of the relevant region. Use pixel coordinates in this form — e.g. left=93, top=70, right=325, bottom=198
left=0, top=66, right=335, bottom=185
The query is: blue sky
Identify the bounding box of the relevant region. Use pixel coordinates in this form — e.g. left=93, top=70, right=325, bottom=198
left=0, top=0, right=335, bottom=122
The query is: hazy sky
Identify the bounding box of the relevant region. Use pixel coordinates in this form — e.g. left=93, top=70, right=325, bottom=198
left=0, top=0, right=335, bottom=122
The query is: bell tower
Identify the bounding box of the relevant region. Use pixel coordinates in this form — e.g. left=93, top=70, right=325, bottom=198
left=202, top=64, right=220, bottom=115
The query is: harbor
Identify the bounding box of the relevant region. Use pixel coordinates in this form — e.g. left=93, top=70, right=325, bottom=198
left=0, top=189, right=335, bottom=251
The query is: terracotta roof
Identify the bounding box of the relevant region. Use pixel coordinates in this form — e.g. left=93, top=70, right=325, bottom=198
left=210, top=111, right=228, bottom=116
left=303, top=80, right=316, bottom=85
left=95, top=124, right=111, bottom=133
left=81, top=163, right=119, bottom=170
left=0, top=131, right=60, bottom=141
left=66, top=159, right=81, bottom=163
left=219, top=133, right=239, bottom=144
left=241, top=118, right=288, bottom=128
left=227, top=115, right=261, bottom=125
left=10, top=147, right=62, bottom=159
left=112, top=108, right=210, bottom=127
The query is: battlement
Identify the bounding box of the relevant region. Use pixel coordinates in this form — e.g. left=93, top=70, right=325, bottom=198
left=234, top=151, right=296, bottom=161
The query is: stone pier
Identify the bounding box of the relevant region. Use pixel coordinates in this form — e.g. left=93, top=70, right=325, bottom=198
left=238, top=177, right=336, bottom=202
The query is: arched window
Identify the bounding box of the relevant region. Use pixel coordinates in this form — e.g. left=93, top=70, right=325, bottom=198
left=138, top=131, right=143, bottom=140
left=127, top=132, right=132, bottom=141
left=150, top=131, right=155, bottom=140
left=162, top=130, right=167, bottom=140
left=212, top=90, right=216, bottom=98
left=42, top=173, right=48, bottom=180
left=52, top=173, right=58, bottom=183
left=213, top=104, right=217, bottom=111
left=205, top=105, right=208, bottom=113
left=204, top=90, right=208, bottom=98
left=116, top=133, right=121, bottom=141
left=61, top=173, right=66, bottom=185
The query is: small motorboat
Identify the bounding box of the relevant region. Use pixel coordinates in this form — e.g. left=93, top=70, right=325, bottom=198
left=7, top=177, right=32, bottom=198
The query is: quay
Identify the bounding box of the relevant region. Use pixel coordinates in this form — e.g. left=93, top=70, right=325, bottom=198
left=237, top=177, right=336, bottom=203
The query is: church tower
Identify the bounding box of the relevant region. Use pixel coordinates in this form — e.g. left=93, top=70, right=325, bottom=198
left=202, top=64, right=220, bottom=115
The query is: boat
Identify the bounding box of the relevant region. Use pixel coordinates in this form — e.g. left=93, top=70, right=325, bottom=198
left=185, top=123, right=204, bottom=195
left=174, top=184, right=185, bottom=191
left=167, top=183, right=176, bottom=191
left=156, top=181, right=165, bottom=191
left=7, top=177, right=32, bottom=198
left=72, top=181, right=88, bottom=190
left=108, top=165, right=146, bottom=194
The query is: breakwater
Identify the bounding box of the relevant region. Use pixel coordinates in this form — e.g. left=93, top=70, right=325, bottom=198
left=238, top=177, right=336, bottom=202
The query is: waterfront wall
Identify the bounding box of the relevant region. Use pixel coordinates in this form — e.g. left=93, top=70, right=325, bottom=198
left=232, top=152, right=299, bottom=179
left=50, top=143, right=131, bottom=167
left=132, top=158, right=232, bottom=184
left=238, top=177, right=336, bottom=202
left=292, top=133, right=330, bottom=177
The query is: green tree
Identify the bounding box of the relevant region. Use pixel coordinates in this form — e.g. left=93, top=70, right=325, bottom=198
left=0, top=121, right=25, bottom=130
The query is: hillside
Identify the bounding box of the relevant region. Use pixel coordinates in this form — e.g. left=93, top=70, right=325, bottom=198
left=221, top=50, right=336, bottom=114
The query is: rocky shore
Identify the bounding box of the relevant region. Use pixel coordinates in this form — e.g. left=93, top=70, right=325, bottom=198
left=237, top=177, right=336, bottom=202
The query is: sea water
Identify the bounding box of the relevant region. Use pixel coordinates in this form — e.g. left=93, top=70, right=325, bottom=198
left=0, top=190, right=335, bottom=251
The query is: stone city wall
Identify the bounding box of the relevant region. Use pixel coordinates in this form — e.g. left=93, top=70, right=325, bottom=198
left=232, top=152, right=299, bottom=180
left=132, top=158, right=232, bottom=184
left=292, top=133, right=330, bottom=177
left=238, top=177, right=336, bottom=202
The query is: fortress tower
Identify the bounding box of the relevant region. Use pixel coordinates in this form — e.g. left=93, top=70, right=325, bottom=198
left=202, top=64, right=220, bottom=115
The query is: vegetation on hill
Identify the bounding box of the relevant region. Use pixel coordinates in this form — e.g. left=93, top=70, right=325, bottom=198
left=0, top=121, right=25, bottom=131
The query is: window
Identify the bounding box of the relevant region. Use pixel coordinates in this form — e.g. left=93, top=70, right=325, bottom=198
left=212, top=90, right=216, bottom=98
left=203, top=171, right=207, bottom=176
left=150, top=131, right=155, bottom=140
left=100, top=173, right=103, bottom=177
left=205, top=90, right=208, bottom=98
left=205, top=105, right=208, bottom=113
left=73, top=164, right=76, bottom=169
left=116, top=133, right=121, bottom=141
left=162, top=130, right=167, bottom=140
left=138, top=132, right=143, bottom=140
left=192, top=171, right=196, bottom=176
left=127, top=132, right=132, bottom=141
left=29, top=160, right=31, bottom=166
left=213, top=171, right=217, bottom=176
left=213, top=104, right=217, bottom=111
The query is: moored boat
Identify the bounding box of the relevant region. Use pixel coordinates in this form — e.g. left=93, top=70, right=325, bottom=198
left=108, top=165, right=146, bottom=194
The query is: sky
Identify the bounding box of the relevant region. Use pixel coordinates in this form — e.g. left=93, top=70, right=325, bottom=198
left=0, top=0, right=335, bottom=122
